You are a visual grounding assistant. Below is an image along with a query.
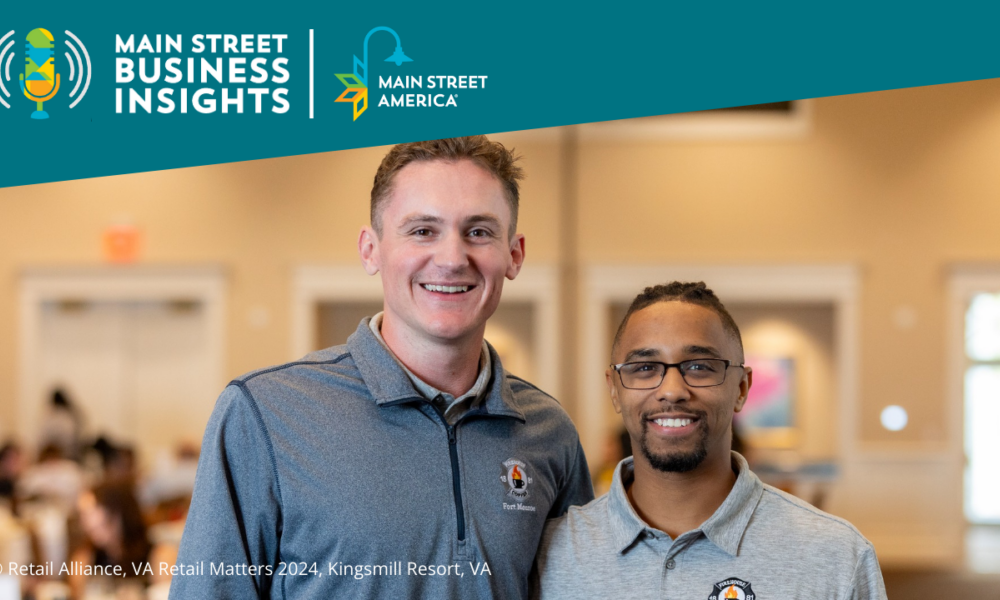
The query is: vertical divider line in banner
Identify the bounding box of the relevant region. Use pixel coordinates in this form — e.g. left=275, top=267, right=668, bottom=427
left=309, top=29, right=315, bottom=119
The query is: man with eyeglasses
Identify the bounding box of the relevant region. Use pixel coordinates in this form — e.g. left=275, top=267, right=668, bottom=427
left=532, top=281, right=887, bottom=600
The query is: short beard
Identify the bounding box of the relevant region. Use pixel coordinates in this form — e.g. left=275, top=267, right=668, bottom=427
left=639, top=422, right=709, bottom=473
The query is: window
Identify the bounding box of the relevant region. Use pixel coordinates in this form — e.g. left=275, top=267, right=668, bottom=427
left=965, top=292, right=1000, bottom=523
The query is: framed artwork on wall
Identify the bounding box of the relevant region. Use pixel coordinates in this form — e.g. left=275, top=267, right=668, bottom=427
left=736, top=355, right=797, bottom=448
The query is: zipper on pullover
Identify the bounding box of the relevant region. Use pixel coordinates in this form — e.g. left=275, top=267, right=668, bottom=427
left=423, top=402, right=499, bottom=547
left=446, top=425, right=466, bottom=542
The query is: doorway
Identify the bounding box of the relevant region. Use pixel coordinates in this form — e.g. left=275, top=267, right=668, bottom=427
left=962, top=291, right=1000, bottom=524
left=18, top=268, right=226, bottom=467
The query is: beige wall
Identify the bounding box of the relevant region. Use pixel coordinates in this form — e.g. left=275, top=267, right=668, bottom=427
left=3, top=78, right=999, bottom=450
left=579, top=79, right=1000, bottom=446
left=0, top=139, right=565, bottom=439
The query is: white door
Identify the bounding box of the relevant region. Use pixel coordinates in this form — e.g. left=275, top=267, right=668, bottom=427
left=35, top=298, right=217, bottom=464
left=20, top=268, right=226, bottom=468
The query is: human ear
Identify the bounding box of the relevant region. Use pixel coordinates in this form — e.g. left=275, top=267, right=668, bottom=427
left=358, top=227, right=380, bottom=276
left=607, top=368, right=622, bottom=415
left=505, top=234, right=526, bottom=280
left=734, top=366, right=752, bottom=413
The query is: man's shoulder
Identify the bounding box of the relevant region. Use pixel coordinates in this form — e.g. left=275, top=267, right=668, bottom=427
left=505, top=372, right=556, bottom=401
left=540, top=493, right=613, bottom=551
left=221, top=344, right=367, bottom=410
left=755, top=482, right=874, bottom=553
left=230, top=345, right=358, bottom=386
left=504, top=372, right=575, bottom=425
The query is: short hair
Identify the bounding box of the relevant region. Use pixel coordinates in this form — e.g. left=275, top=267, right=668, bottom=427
left=370, top=136, right=524, bottom=238
left=612, top=281, right=744, bottom=360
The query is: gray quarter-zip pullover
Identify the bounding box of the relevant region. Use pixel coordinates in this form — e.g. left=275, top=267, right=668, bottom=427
left=170, top=318, right=594, bottom=599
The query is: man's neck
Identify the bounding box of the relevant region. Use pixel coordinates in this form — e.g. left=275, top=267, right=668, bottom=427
left=378, top=316, right=483, bottom=397
left=626, top=450, right=736, bottom=539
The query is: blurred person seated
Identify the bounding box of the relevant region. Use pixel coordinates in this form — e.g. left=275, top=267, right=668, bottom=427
left=0, top=442, right=26, bottom=504
left=69, top=482, right=150, bottom=600
left=134, top=444, right=198, bottom=600
left=85, top=438, right=139, bottom=490
left=103, top=447, right=137, bottom=488
left=40, top=388, right=84, bottom=462
left=0, top=485, right=31, bottom=600
left=14, top=444, right=85, bottom=594
left=0, top=444, right=30, bottom=585
left=18, top=445, right=86, bottom=511
left=17, top=444, right=87, bottom=570
left=140, top=442, right=198, bottom=515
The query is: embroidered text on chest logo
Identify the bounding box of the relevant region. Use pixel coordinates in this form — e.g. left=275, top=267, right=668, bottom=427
left=500, top=458, right=533, bottom=502
left=708, top=577, right=755, bottom=600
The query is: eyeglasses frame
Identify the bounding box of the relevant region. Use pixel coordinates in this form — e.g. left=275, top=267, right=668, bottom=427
left=609, top=359, right=746, bottom=389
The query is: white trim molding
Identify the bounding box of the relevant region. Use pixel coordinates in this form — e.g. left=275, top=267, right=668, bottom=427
left=291, top=263, right=562, bottom=400
left=947, top=264, right=1000, bottom=460
left=291, top=264, right=386, bottom=361
left=947, top=265, right=1000, bottom=521
left=17, top=266, right=227, bottom=449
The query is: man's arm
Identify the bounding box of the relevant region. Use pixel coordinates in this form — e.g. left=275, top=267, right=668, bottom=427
left=169, top=384, right=282, bottom=600
left=548, top=439, right=594, bottom=519
left=850, top=545, right=888, bottom=600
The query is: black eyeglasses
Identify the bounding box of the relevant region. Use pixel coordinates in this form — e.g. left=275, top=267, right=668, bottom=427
left=610, top=359, right=744, bottom=389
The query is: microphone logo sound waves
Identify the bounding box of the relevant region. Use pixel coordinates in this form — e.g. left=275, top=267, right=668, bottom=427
left=0, top=28, right=91, bottom=119
left=20, top=28, right=59, bottom=119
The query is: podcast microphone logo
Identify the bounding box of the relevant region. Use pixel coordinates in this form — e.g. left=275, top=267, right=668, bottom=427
left=21, top=28, right=59, bottom=119
left=0, top=28, right=91, bottom=119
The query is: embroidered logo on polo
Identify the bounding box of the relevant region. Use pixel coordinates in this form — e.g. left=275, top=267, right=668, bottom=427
left=499, top=458, right=532, bottom=501
left=708, top=578, right=755, bottom=600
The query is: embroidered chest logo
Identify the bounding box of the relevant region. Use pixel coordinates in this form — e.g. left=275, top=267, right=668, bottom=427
left=500, top=458, right=533, bottom=501
left=708, top=578, right=755, bottom=600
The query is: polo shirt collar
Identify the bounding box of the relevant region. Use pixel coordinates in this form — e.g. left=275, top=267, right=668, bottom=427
left=606, top=452, right=764, bottom=556
left=606, top=458, right=649, bottom=554
left=347, top=317, right=525, bottom=422
left=699, top=452, right=764, bottom=556
left=367, top=312, right=492, bottom=405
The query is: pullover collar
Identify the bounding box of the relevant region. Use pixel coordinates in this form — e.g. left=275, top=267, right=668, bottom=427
left=347, top=317, right=525, bottom=422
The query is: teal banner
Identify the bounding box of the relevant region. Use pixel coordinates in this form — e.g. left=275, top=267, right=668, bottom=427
left=1, top=1, right=997, bottom=187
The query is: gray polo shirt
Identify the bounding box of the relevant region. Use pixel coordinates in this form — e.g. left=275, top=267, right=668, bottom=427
left=533, top=454, right=887, bottom=600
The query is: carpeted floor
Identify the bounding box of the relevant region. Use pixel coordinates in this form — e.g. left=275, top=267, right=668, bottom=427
left=883, top=570, right=1000, bottom=598
left=882, top=526, right=1000, bottom=597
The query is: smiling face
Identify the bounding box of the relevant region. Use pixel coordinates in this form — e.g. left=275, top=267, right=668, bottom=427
left=607, top=301, right=751, bottom=474
left=358, top=159, right=525, bottom=348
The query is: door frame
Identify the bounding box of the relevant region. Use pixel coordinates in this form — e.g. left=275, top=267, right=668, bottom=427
left=18, top=266, right=227, bottom=449
left=947, top=264, right=1000, bottom=524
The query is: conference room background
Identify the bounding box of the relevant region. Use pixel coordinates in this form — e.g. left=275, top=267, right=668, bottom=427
left=2, top=78, right=1000, bottom=573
